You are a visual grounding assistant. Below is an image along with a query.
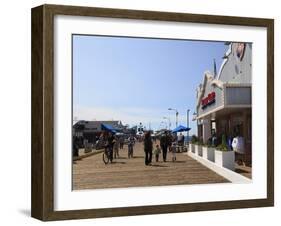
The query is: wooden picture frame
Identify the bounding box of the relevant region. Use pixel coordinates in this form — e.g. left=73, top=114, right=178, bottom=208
left=31, top=4, right=274, bottom=221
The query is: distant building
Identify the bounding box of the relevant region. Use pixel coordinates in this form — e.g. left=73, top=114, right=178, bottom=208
left=194, top=42, right=252, bottom=163
left=73, top=120, right=126, bottom=144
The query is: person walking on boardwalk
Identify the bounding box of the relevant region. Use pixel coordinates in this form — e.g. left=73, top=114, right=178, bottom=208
left=160, top=131, right=169, bottom=162
left=171, top=142, right=177, bottom=162
left=113, top=135, right=119, bottom=159
left=153, top=144, right=161, bottom=162
left=144, top=131, right=153, bottom=165
left=72, top=136, right=79, bottom=157
left=127, top=134, right=135, bottom=158
left=177, top=132, right=185, bottom=152
left=119, top=136, right=124, bottom=149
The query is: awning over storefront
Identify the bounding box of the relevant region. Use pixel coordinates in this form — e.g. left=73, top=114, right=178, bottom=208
left=172, top=125, right=191, bottom=133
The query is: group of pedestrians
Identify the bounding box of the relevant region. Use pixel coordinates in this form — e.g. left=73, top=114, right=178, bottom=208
left=143, top=130, right=177, bottom=166
left=98, top=132, right=137, bottom=164
left=99, top=130, right=179, bottom=165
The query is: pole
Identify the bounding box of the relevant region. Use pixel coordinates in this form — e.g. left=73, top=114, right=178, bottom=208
left=168, top=118, right=171, bottom=130
left=187, top=109, right=190, bottom=143
left=176, top=111, right=178, bottom=127
left=168, top=108, right=178, bottom=128
left=163, top=117, right=171, bottom=130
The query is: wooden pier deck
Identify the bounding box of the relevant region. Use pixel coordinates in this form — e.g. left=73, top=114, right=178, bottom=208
left=73, top=142, right=229, bottom=190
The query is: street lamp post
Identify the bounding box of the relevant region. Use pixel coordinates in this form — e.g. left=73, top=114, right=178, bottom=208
left=187, top=109, right=190, bottom=143
left=163, top=117, right=171, bottom=130
left=168, top=108, right=178, bottom=128
left=193, top=111, right=198, bottom=138
left=160, top=121, right=167, bottom=130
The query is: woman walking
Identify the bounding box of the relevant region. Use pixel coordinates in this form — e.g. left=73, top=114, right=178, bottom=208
left=113, top=135, right=119, bottom=159
left=144, top=131, right=153, bottom=165
left=119, top=136, right=124, bottom=149
left=127, top=134, right=135, bottom=158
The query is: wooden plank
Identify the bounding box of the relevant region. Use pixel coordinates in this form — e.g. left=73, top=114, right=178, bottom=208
left=73, top=142, right=228, bottom=190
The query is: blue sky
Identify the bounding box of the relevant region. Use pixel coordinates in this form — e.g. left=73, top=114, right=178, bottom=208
left=73, top=35, right=227, bottom=135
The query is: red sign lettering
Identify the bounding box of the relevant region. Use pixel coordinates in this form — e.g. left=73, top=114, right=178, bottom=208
left=201, top=92, right=216, bottom=109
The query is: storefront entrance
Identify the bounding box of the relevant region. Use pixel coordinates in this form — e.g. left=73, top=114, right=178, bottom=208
left=197, top=108, right=252, bottom=166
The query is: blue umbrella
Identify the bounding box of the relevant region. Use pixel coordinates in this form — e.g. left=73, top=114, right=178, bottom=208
left=101, top=123, right=117, bottom=133
left=172, top=125, right=191, bottom=133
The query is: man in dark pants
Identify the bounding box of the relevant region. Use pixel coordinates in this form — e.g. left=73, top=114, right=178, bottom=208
left=144, top=131, right=153, bottom=165
left=160, top=131, right=169, bottom=162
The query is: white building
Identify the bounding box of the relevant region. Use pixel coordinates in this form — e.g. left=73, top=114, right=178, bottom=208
left=195, top=42, right=252, bottom=164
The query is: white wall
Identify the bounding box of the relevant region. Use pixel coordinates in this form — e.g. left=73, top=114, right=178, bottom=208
left=0, top=0, right=279, bottom=225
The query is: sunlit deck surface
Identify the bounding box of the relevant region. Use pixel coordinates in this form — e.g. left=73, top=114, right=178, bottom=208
left=73, top=142, right=229, bottom=190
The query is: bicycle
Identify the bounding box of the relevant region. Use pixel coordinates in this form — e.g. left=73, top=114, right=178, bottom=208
left=103, top=147, right=111, bottom=164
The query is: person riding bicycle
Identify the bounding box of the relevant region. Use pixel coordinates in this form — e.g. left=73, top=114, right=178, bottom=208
left=127, top=134, right=135, bottom=158
left=107, top=132, right=115, bottom=163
